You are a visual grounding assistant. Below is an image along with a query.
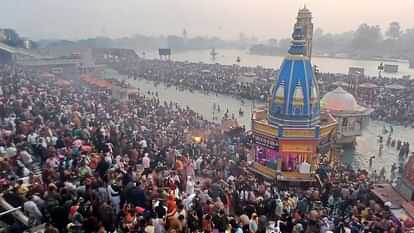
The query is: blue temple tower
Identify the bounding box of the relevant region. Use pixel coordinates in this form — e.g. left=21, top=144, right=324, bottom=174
left=251, top=9, right=337, bottom=183
left=268, top=26, right=320, bottom=127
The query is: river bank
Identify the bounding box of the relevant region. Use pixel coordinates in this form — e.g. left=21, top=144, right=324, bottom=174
left=105, top=68, right=414, bottom=175
left=140, top=48, right=414, bottom=78
left=249, top=50, right=408, bottom=64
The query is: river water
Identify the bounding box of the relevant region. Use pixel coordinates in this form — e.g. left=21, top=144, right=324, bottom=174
left=142, top=49, right=414, bottom=78
left=105, top=67, right=414, bottom=175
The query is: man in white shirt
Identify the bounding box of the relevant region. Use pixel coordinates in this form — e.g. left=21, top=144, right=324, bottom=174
left=140, top=138, right=148, bottom=149
left=195, top=156, right=203, bottom=175
left=142, top=153, right=151, bottom=176
left=27, top=132, right=38, bottom=146
left=143, top=153, right=150, bottom=169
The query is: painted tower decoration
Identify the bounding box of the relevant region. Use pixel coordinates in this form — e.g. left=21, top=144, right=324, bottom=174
left=251, top=8, right=337, bottom=181
left=294, top=5, right=313, bottom=58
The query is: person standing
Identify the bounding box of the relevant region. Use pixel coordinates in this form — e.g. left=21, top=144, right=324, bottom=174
left=249, top=213, right=258, bottom=233
left=108, top=182, right=121, bottom=215
left=23, top=194, right=43, bottom=226
left=186, top=176, right=195, bottom=196
left=143, top=153, right=151, bottom=176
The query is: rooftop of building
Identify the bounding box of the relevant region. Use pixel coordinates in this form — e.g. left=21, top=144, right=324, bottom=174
left=321, top=87, right=371, bottom=114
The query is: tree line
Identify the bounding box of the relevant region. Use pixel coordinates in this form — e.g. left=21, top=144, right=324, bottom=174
left=250, top=22, right=414, bottom=59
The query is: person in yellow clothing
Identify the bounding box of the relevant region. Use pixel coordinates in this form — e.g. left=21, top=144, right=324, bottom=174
left=16, top=180, right=29, bottom=200
left=361, top=207, right=369, bottom=222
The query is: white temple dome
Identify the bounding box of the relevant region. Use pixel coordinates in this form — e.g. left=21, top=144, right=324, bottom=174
left=321, top=87, right=358, bottom=112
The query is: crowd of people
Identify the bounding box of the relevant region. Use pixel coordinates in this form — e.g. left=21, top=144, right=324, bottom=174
left=111, top=58, right=414, bottom=126
left=0, top=64, right=411, bottom=233
left=317, top=73, right=414, bottom=127
left=112, top=59, right=273, bottom=101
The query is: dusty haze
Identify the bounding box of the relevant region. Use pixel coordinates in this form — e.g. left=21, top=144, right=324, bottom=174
left=2, top=0, right=414, bottom=40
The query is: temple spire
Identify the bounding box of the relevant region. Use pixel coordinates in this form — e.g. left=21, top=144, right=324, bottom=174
left=288, top=27, right=306, bottom=56
left=295, top=5, right=313, bottom=58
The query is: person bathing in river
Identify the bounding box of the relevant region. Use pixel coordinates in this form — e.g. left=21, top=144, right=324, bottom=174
left=391, top=163, right=397, bottom=181
left=386, top=135, right=391, bottom=146
left=397, top=140, right=402, bottom=150
left=378, top=135, right=383, bottom=144
left=378, top=143, right=383, bottom=157
left=369, top=156, right=375, bottom=169
left=380, top=167, right=386, bottom=181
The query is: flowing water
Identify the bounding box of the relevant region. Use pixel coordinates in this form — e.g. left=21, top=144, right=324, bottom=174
left=105, top=68, right=414, bottom=175
left=142, top=49, right=414, bottom=78
left=106, top=48, right=414, bottom=174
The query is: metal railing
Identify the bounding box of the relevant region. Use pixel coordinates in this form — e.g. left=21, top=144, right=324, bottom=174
left=0, top=206, right=21, bottom=217
left=0, top=195, right=28, bottom=226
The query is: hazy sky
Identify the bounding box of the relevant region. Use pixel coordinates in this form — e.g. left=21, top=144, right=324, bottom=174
left=2, top=0, right=414, bottom=40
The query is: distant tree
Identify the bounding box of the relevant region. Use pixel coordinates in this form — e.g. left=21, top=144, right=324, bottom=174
left=400, top=28, right=414, bottom=55
left=314, top=28, right=324, bottom=40
left=30, top=40, right=38, bottom=49
left=267, top=38, right=278, bottom=47
left=351, top=24, right=383, bottom=55
left=314, top=33, right=335, bottom=52
left=386, top=22, right=402, bottom=40
left=239, top=32, right=246, bottom=42
left=278, top=38, right=291, bottom=51
left=3, top=29, right=22, bottom=47
left=167, top=35, right=185, bottom=49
